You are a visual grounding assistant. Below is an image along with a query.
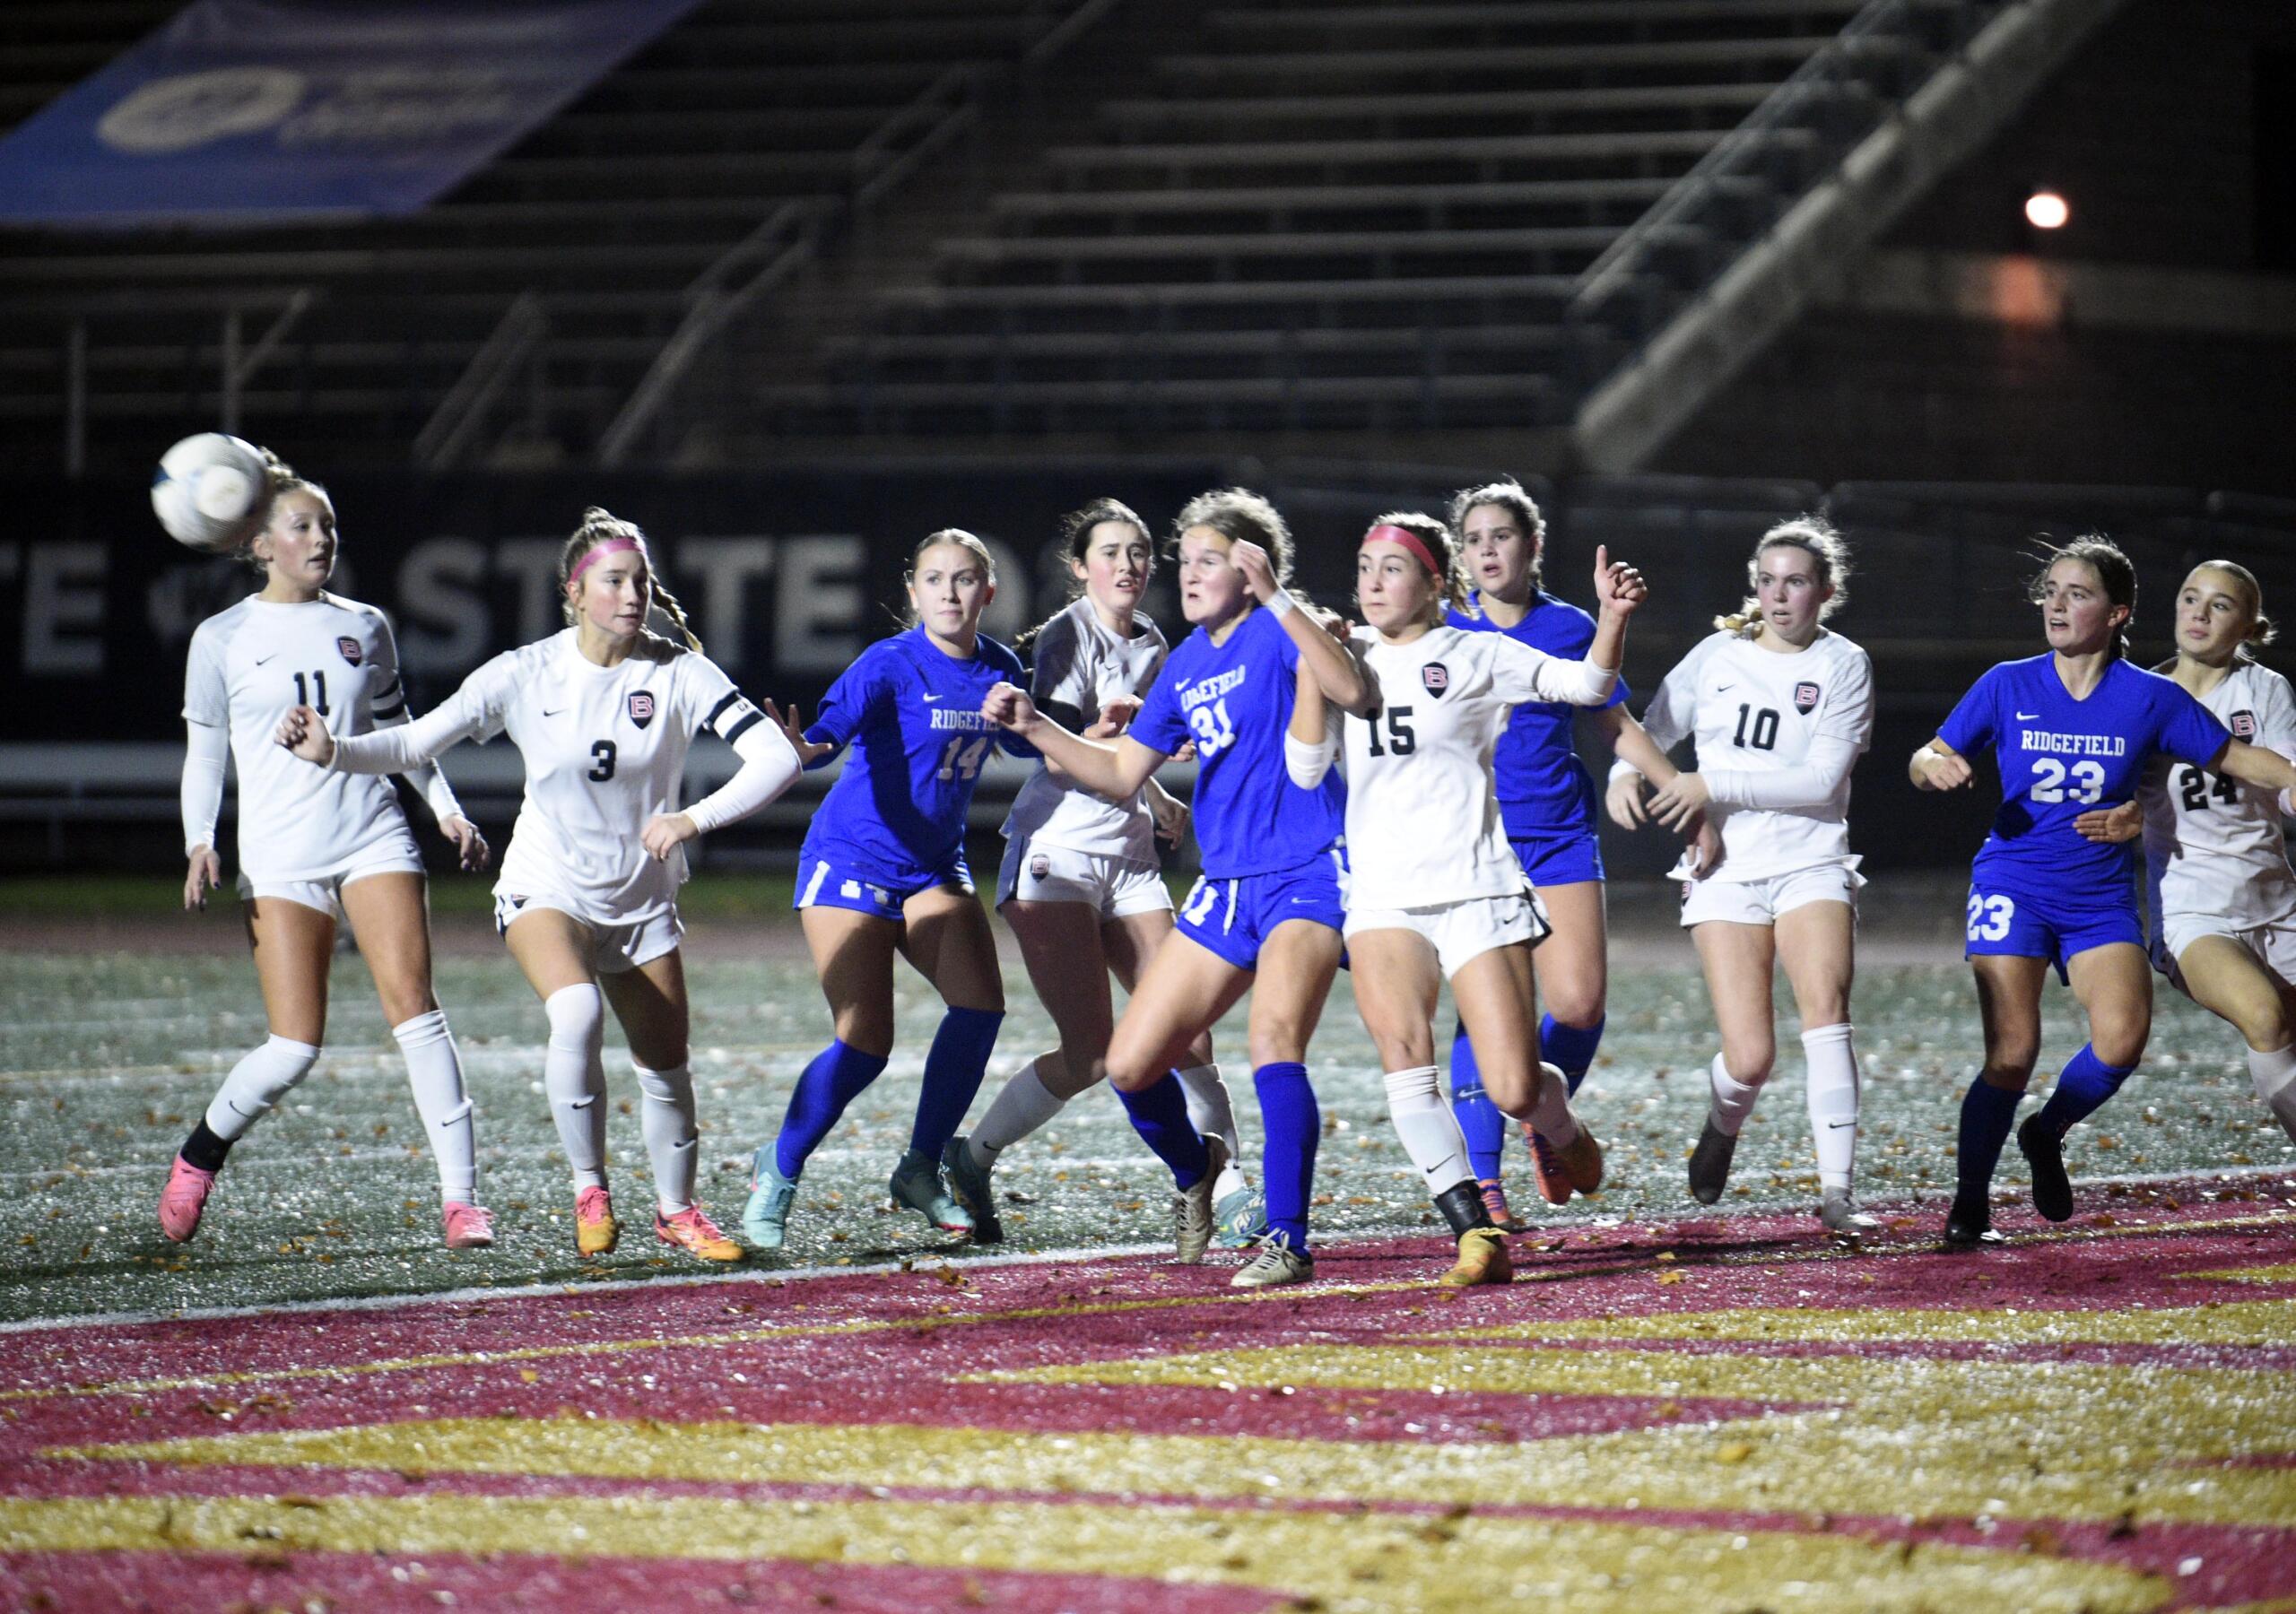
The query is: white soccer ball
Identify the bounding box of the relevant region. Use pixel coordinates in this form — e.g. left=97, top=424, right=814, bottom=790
left=152, top=432, right=268, bottom=552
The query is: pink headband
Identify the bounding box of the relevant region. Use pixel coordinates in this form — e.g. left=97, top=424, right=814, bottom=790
left=1362, top=523, right=1443, bottom=578
left=569, top=536, right=646, bottom=587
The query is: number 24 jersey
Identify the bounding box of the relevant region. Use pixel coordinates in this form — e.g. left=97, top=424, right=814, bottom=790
left=1937, top=653, right=2228, bottom=901
left=2137, top=659, right=2296, bottom=931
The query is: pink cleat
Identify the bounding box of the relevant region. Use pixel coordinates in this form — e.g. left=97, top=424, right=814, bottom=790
left=159, top=1156, right=216, bottom=1243
left=441, top=1202, right=495, bottom=1249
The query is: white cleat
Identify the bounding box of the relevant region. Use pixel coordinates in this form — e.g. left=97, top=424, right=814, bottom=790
left=1821, top=1187, right=1882, bottom=1237
left=1231, top=1231, right=1314, bottom=1289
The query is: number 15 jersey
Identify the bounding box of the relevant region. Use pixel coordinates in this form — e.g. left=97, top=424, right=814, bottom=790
left=1937, top=653, right=2228, bottom=903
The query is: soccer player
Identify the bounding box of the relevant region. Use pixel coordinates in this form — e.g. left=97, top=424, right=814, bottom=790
left=1609, top=517, right=1879, bottom=1234
left=280, top=508, right=802, bottom=1263
left=1911, top=538, right=2296, bottom=1245
left=949, top=499, right=1260, bottom=1245
left=741, top=530, right=1031, bottom=1252
left=165, top=451, right=494, bottom=1251
left=1442, top=478, right=1694, bottom=1225
left=2130, top=562, right=2296, bottom=1143
left=981, top=489, right=1370, bottom=1289
left=1295, top=512, right=1644, bottom=1286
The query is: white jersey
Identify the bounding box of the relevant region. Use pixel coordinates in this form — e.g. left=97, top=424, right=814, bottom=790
left=2140, top=660, right=2296, bottom=935
left=1340, top=624, right=1616, bottom=910
left=182, top=592, right=451, bottom=883
left=333, top=629, right=765, bottom=924
left=1001, top=598, right=1168, bottom=863
left=1637, top=628, right=1874, bottom=882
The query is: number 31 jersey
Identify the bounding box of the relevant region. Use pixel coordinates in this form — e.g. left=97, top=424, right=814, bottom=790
left=1640, top=628, right=1874, bottom=881
left=1937, top=653, right=2228, bottom=902
left=2137, top=660, right=2296, bottom=932
left=183, top=593, right=416, bottom=882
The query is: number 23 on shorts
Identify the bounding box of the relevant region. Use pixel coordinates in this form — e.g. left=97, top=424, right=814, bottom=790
left=1966, top=889, right=2014, bottom=942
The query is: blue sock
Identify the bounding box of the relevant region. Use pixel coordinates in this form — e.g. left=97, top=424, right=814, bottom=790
left=2032, top=1044, right=2135, bottom=1141
left=1541, top=1013, right=1605, bottom=1097
left=1253, top=1062, right=1319, bottom=1248
left=776, top=1039, right=889, bottom=1180
left=1954, top=1075, right=2022, bottom=1202
left=1447, top=1020, right=1506, bottom=1183
left=908, top=1005, right=1004, bottom=1159
left=1116, top=1072, right=1210, bottom=1190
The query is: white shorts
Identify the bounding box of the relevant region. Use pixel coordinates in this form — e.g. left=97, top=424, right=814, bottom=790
left=492, top=890, right=683, bottom=975
left=2157, top=912, right=2296, bottom=994
left=996, top=837, right=1172, bottom=919
left=1344, top=889, right=1551, bottom=980
left=1679, top=860, right=1865, bottom=929
left=238, top=829, right=425, bottom=917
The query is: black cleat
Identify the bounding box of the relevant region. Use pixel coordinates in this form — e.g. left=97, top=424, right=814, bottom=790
left=1686, top=1118, right=1736, bottom=1206
left=2017, top=1115, right=2074, bottom=1222
left=1943, top=1193, right=1997, bottom=1249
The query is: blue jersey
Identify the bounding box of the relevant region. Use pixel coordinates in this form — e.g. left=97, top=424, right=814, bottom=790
left=1133, top=605, right=1344, bottom=879
left=802, top=629, right=1030, bottom=881
left=1937, top=653, right=2229, bottom=899
left=1448, top=591, right=1630, bottom=837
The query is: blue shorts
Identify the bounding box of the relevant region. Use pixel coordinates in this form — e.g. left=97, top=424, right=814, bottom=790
left=1175, top=847, right=1348, bottom=971
left=1509, top=829, right=1604, bottom=889
left=795, top=848, right=973, bottom=920
left=1965, top=881, right=2144, bottom=984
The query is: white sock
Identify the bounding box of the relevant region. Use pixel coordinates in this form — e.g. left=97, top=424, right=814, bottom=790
left=393, top=1011, right=477, bottom=1205
left=1175, top=1062, right=1248, bottom=1198
left=1709, top=1052, right=1767, bottom=1139
left=544, top=984, right=608, bottom=1191
left=969, top=1056, right=1068, bottom=1167
left=1526, top=1061, right=1580, bottom=1148
left=634, top=1060, right=699, bottom=1216
left=2249, top=1044, right=2296, bottom=1143
left=204, top=1036, right=321, bottom=1141
left=1801, top=1022, right=1859, bottom=1193
left=1382, top=1065, right=1474, bottom=1195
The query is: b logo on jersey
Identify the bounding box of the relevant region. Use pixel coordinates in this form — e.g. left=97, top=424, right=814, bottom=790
left=335, top=636, right=362, bottom=667
left=1793, top=681, right=1821, bottom=714
left=1420, top=663, right=1450, bottom=698
left=2231, top=710, right=2257, bottom=739
left=627, top=691, right=657, bottom=730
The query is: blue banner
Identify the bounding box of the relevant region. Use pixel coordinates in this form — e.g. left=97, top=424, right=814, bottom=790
left=0, top=0, right=707, bottom=228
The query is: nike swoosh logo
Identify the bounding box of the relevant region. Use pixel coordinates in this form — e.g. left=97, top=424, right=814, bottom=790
left=2016, top=711, right=2039, bottom=719
left=543, top=707, right=565, bottom=716
left=1715, top=683, right=1734, bottom=692
left=1825, top=1120, right=1858, bottom=1130
left=922, top=694, right=943, bottom=702
left=255, top=654, right=278, bottom=665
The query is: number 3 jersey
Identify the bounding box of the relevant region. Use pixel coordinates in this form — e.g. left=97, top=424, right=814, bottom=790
left=801, top=628, right=1030, bottom=885
left=2137, top=660, right=2296, bottom=932
left=1638, top=628, right=1874, bottom=881
left=332, top=629, right=770, bottom=923
left=1338, top=624, right=1616, bottom=909
left=182, top=593, right=453, bottom=882
left=1937, top=652, right=2229, bottom=902
left=1133, top=604, right=1344, bottom=879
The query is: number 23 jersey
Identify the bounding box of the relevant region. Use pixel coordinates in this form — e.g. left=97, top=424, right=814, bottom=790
left=1937, top=653, right=2228, bottom=902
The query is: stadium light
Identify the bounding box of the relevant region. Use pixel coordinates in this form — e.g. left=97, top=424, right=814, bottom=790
left=2024, top=190, right=2070, bottom=230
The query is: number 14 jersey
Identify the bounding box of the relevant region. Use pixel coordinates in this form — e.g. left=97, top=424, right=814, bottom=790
left=1938, top=653, right=2227, bottom=902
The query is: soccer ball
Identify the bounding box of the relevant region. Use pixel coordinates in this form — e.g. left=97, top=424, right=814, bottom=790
left=152, top=432, right=268, bottom=552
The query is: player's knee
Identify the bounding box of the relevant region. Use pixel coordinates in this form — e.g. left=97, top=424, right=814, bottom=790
left=2092, top=1026, right=2149, bottom=1071
left=544, top=983, right=604, bottom=1054
left=1544, top=985, right=1605, bottom=1030
left=1719, top=1039, right=1775, bottom=1089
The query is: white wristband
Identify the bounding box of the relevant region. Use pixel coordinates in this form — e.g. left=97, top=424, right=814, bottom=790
left=1265, top=587, right=1297, bottom=620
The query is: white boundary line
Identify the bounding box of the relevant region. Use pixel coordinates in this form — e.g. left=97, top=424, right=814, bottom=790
left=1, top=1163, right=2289, bottom=1341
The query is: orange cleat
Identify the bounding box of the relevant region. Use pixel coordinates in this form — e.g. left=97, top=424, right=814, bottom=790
left=654, top=1205, right=744, bottom=1263
left=575, top=1184, right=619, bottom=1256
left=441, top=1202, right=495, bottom=1250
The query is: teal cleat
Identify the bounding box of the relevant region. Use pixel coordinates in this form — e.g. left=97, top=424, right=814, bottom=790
left=939, top=1135, right=1004, bottom=1245
left=891, top=1149, right=975, bottom=1237
left=742, top=1145, right=797, bottom=1252
left=1213, top=1184, right=1267, bottom=1248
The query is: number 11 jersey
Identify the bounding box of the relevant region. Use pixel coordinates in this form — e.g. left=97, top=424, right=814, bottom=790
left=1937, top=653, right=2227, bottom=902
